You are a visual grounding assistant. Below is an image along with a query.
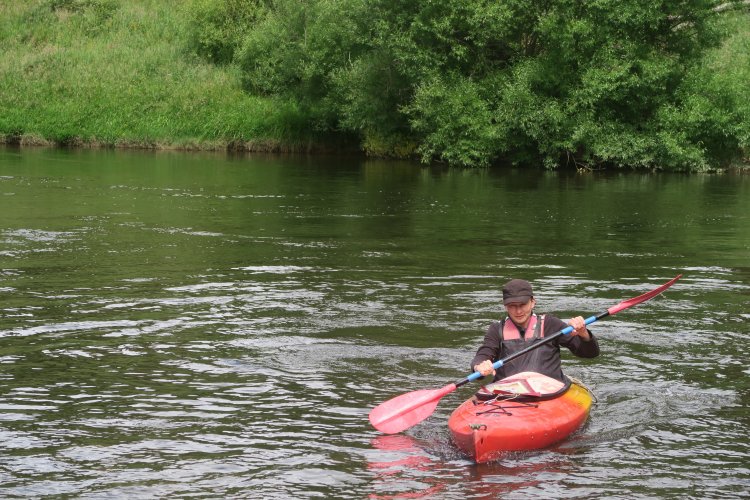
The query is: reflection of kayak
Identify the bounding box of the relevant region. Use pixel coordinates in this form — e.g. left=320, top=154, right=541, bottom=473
left=448, top=371, right=593, bottom=463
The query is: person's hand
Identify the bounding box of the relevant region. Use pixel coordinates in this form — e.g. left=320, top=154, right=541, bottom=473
left=568, top=316, right=590, bottom=341
left=474, top=359, right=496, bottom=377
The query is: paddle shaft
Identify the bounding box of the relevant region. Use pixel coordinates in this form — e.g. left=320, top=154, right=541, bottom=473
left=455, top=311, right=608, bottom=388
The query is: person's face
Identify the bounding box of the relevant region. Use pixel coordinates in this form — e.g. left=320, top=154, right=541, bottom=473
left=505, top=298, right=535, bottom=327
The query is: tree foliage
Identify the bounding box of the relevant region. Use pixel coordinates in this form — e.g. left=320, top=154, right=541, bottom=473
left=188, top=0, right=268, bottom=64
left=226, top=0, right=748, bottom=169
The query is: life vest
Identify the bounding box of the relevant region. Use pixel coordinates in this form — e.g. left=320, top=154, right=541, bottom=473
left=502, top=314, right=545, bottom=341
left=492, top=314, right=551, bottom=379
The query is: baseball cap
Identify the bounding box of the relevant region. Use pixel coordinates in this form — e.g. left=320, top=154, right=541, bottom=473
left=502, top=279, right=534, bottom=305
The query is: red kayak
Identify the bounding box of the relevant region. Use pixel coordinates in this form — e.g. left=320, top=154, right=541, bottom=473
left=448, top=371, right=593, bottom=463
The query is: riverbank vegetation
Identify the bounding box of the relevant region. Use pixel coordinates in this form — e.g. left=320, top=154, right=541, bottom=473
left=1, top=0, right=748, bottom=170
left=0, top=0, right=332, bottom=152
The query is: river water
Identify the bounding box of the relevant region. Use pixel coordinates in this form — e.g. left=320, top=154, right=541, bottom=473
left=0, top=147, right=748, bottom=499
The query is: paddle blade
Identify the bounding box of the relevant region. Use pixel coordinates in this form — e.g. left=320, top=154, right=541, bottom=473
left=607, top=274, right=682, bottom=315
left=369, top=384, right=457, bottom=434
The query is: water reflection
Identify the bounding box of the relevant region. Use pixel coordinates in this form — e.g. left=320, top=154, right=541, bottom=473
left=368, top=435, right=445, bottom=499
left=367, top=434, right=594, bottom=499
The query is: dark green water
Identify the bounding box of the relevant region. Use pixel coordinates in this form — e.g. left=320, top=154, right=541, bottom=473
left=1, top=147, right=748, bottom=499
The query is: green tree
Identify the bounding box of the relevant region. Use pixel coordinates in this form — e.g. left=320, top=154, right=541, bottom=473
left=188, top=0, right=268, bottom=64
left=236, top=0, right=748, bottom=169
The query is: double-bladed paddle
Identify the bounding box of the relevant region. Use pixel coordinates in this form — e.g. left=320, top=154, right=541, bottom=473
left=369, top=274, right=682, bottom=434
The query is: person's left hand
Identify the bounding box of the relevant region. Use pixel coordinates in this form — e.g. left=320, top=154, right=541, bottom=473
left=568, top=316, right=590, bottom=341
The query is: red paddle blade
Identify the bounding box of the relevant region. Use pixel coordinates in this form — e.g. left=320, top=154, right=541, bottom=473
left=369, top=384, right=457, bottom=434
left=607, top=274, right=682, bottom=315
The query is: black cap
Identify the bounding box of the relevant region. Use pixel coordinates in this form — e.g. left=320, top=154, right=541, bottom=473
left=502, top=279, right=533, bottom=305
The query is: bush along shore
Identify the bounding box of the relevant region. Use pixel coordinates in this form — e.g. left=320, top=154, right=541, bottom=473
left=0, top=0, right=349, bottom=154
left=1, top=0, right=748, bottom=171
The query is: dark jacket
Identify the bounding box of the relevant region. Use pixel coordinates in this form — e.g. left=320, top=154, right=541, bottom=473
left=471, top=313, right=599, bottom=382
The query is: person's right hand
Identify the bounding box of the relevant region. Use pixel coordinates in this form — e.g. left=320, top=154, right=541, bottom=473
left=474, top=360, right=496, bottom=377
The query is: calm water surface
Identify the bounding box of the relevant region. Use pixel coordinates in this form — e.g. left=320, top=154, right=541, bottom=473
left=0, top=147, right=748, bottom=499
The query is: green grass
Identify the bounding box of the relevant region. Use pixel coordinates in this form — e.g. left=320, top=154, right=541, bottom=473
left=0, top=0, right=320, bottom=150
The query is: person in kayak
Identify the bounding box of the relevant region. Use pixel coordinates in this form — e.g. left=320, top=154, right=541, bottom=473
left=472, top=279, right=599, bottom=382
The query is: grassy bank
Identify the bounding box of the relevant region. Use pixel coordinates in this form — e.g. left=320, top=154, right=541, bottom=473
left=0, top=0, right=747, bottom=167
left=0, top=0, right=336, bottom=152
